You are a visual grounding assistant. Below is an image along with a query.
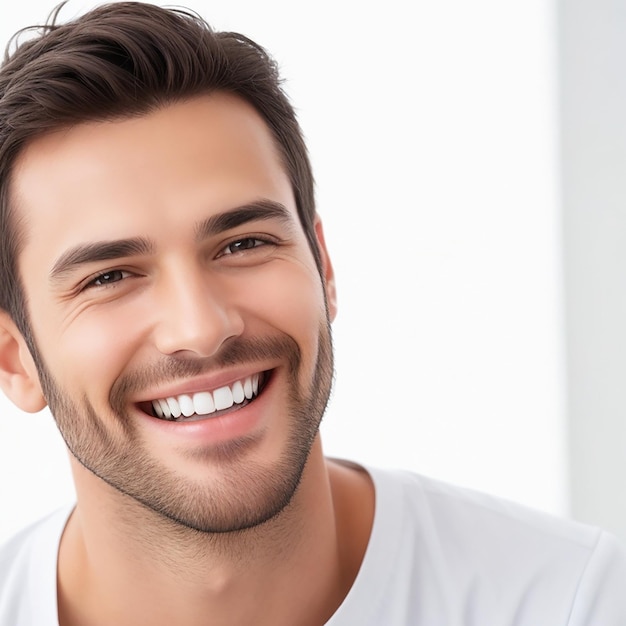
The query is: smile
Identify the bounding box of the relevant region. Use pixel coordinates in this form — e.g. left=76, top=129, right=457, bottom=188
left=145, top=373, right=267, bottom=422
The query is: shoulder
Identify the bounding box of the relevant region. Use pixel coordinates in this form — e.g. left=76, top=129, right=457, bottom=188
left=331, top=464, right=626, bottom=626
left=377, top=466, right=626, bottom=571
left=385, top=467, right=602, bottom=546
left=0, top=505, right=72, bottom=626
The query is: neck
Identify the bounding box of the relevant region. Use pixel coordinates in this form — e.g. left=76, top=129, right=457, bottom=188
left=58, top=441, right=374, bottom=626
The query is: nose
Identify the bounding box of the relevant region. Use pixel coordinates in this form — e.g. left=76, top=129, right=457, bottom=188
left=152, top=267, right=244, bottom=358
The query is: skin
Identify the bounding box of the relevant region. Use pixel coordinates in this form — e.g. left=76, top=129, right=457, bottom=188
left=0, top=93, right=375, bottom=625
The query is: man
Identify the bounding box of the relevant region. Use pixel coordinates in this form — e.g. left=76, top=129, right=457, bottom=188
left=0, top=3, right=624, bottom=625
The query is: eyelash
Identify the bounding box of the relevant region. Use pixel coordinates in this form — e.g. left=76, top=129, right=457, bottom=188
left=219, top=236, right=273, bottom=256
left=84, top=269, right=132, bottom=290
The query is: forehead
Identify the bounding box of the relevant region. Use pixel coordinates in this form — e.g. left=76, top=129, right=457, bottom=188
left=10, top=93, right=295, bottom=264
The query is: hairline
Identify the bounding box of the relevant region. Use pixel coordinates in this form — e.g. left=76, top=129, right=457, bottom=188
left=7, top=87, right=313, bottom=263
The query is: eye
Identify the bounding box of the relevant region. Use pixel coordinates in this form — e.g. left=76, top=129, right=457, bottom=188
left=86, top=269, right=130, bottom=288
left=221, top=237, right=269, bottom=255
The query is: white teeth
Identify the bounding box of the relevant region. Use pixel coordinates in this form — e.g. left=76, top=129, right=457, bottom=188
left=179, top=394, right=195, bottom=418
left=193, top=391, right=215, bottom=415
left=243, top=377, right=253, bottom=399
left=166, top=397, right=182, bottom=418
left=213, top=385, right=234, bottom=411
left=150, top=374, right=263, bottom=419
left=159, top=399, right=171, bottom=418
left=232, top=380, right=245, bottom=404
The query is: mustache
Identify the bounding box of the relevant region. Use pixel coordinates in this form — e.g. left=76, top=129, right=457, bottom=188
left=110, top=335, right=301, bottom=407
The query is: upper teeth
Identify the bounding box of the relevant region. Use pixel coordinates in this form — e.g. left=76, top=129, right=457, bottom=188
left=151, top=374, right=260, bottom=419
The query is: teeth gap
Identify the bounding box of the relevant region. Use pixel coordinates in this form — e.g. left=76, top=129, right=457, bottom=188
left=148, top=372, right=266, bottom=421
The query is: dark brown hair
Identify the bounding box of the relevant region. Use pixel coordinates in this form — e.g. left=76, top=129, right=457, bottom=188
left=0, top=1, right=318, bottom=340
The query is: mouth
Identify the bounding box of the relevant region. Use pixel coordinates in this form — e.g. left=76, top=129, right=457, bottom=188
left=138, top=371, right=270, bottom=422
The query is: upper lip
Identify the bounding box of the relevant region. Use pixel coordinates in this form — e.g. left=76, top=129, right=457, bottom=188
left=132, top=366, right=272, bottom=403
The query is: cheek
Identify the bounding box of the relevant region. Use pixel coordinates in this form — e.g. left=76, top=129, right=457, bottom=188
left=232, top=263, right=328, bottom=379
left=33, top=303, right=145, bottom=394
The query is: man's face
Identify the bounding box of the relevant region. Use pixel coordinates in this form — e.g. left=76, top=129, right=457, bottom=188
left=11, top=94, right=336, bottom=532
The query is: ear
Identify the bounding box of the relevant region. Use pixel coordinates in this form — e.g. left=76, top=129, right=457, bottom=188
left=313, top=216, right=338, bottom=322
left=0, top=312, right=46, bottom=413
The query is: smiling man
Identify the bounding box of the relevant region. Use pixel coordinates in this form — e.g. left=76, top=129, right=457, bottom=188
left=15, top=94, right=337, bottom=539
left=0, top=3, right=625, bottom=626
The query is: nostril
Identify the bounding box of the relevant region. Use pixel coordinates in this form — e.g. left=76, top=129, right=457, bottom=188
left=153, top=304, right=244, bottom=358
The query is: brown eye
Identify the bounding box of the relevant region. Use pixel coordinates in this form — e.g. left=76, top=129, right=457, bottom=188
left=224, top=238, right=265, bottom=254
left=89, top=270, right=127, bottom=287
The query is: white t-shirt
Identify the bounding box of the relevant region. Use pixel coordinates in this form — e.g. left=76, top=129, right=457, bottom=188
left=1, top=465, right=625, bottom=625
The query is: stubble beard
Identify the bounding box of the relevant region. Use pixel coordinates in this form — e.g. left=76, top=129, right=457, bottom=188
left=32, top=323, right=334, bottom=534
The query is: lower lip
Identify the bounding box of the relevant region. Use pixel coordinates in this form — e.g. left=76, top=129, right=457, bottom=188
left=136, top=374, right=275, bottom=447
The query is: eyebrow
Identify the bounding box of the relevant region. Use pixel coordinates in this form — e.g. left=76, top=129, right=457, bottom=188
left=50, top=238, right=153, bottom=284
left=194, top=199, right=295, bottom=242
left=49, top=199, right=295, bottom=284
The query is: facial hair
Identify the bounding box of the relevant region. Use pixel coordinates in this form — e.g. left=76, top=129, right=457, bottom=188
left=33, top=324, right=334, bottom=534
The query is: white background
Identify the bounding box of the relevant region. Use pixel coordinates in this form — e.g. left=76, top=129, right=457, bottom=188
left=0, top=0, right=568, bottom=542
